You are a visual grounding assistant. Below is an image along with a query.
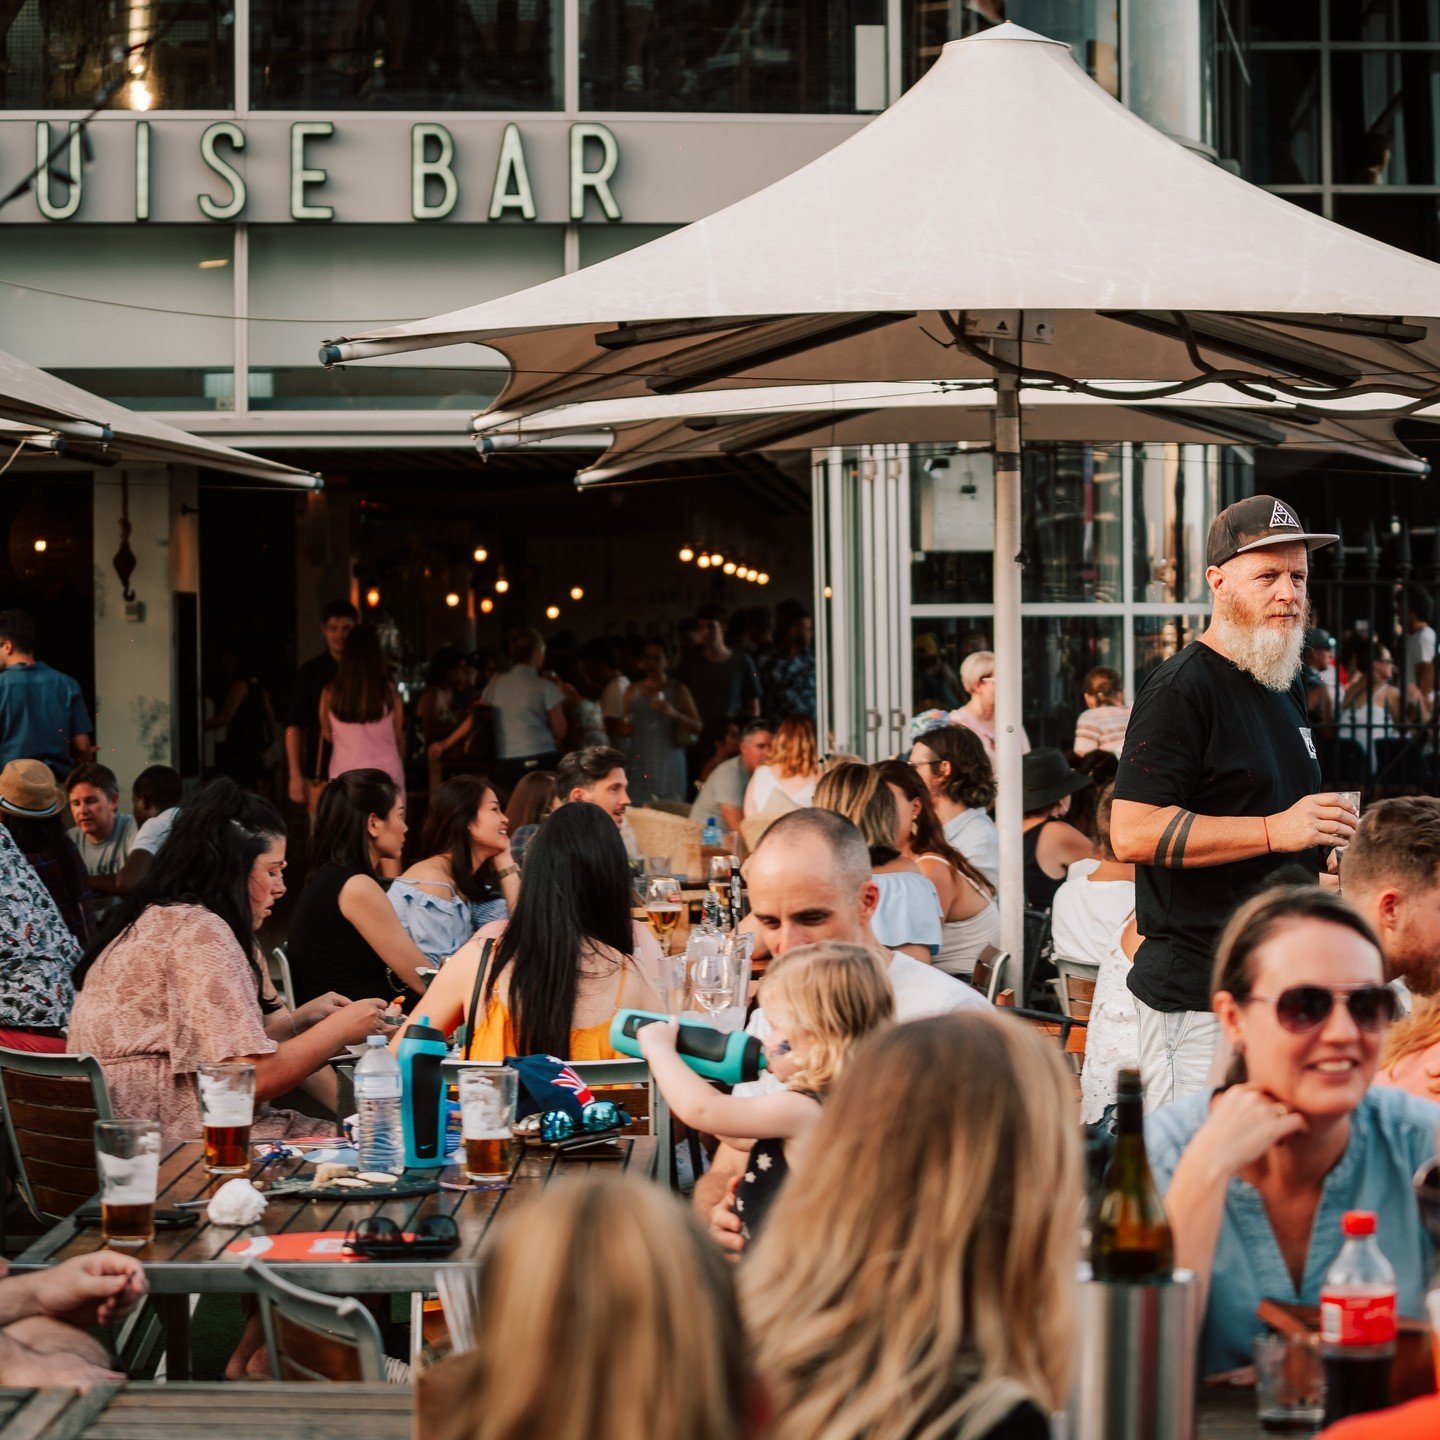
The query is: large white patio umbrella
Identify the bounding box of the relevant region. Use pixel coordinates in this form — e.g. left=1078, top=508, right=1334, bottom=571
left=468, top=382, right=1431, bottom=485
left=322, top=23, right=1440, bottom=955
left=0, top=346, right=321, bottom=488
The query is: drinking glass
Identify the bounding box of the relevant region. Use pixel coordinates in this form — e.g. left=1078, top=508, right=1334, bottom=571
left=645, top=876, right=683, bottom=953
left=459, top=1068, right=518, bottom=1182
left=94, top=1119, right=160, bottom=1249
left=1254, top=1332, right=1325, bottom=1432
left=197, top=1061, right=256, bottom=1175
left=692, top=950, right=735, bottom=1016
left=708, top=855, right=736, bottom=915
left=1338, top=791, right=1362, bottom=817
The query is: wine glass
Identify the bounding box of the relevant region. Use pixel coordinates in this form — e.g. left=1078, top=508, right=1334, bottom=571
left=644, top=877, right=683, bottom=954
left=708, top=854, right=735, bottom=918
left=692, top=950, right=734, bottom=1017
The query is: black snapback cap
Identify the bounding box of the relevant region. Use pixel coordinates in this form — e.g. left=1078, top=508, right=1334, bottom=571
left=1206, top=495, right=1338, bottom=569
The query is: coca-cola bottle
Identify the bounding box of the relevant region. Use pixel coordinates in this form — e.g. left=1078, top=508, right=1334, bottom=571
left=1319, top=1210, right=1395, bottom=1424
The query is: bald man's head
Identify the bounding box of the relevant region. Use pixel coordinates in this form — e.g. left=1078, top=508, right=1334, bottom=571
left=744, top=809, right=878, bottom=956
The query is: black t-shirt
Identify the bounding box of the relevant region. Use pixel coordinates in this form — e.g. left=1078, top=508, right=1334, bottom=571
left=286, top=861, right=395, bottom=1004
left=1113, top=641, right=1321, bottom=1013
left=287, top=652, right=337, bottom=780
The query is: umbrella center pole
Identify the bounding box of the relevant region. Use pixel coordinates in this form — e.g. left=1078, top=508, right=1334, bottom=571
left=991, top=337, right=1025, bottom=964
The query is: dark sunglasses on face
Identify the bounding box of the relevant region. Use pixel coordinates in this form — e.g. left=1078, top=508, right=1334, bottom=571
left=1247, top=984, right=1399, bottom=1034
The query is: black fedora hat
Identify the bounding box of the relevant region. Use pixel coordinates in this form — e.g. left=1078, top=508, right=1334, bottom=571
left=1022, top=747, right=1092, bottom=813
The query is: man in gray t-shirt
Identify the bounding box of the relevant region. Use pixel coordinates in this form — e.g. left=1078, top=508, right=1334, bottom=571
left=65, top=762, right=136, bottom=919
left=690, top=720, right=773, bottom=831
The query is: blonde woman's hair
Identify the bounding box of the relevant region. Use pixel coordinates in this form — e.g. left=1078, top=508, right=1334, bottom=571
left=959, top=649, right=995, bottom=695
left=758, top=942, right=894, bottom=1095
left=445, top=1175, right=748, bottom=1440
left=1382, top=991, right=1440, bottom=1078
left=812, top=761, right=900, bottom=858
left=770, top=716, right=819, bottom=780
left=743, top=1014, right=1081, bottom=1440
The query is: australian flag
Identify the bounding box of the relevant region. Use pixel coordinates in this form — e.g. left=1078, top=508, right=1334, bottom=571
left=506, top=1053, right=596, bottom=1119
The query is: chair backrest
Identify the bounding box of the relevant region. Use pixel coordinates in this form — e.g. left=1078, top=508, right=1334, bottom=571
left=271, top=943, right=296, bottom=1010
left=0, top=1047, right=112, bottom=1224
left=977, top=951, right=1014, bottom=1006
left=739, top=812, right=775, bottom=859
left=244, top=1256, right=387, bottom=1383
left=1052, top=957, right=1099, bottom=1021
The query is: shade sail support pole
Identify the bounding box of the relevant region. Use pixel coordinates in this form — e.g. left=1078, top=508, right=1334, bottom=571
left=992, top=335, right=1024, bottom=964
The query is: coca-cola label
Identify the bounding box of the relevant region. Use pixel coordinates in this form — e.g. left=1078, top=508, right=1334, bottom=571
left=1319, top=1291, right=1397, bottom=1346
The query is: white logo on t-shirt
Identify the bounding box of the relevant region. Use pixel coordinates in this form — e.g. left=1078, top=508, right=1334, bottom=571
left=1271, top=500, right=1300, bottom=529
left=1300, top=726, right=1317, bottom=759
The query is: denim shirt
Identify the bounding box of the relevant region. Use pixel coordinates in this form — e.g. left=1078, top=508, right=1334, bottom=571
left=1147, top=1087, right=1440, bottom=1376
left=387, top=880, right=508, bottom=965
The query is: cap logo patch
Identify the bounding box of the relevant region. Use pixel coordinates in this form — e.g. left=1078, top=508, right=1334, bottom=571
left=1270, top=500, right=1300, bottom=529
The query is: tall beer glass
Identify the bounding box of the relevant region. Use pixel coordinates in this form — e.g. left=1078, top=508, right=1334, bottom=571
left=459, top=1068, right=518, bottom=1181
left=198, top=1062, right=255, bottom=1175
left=94, top=1119, right=160, bottom=1248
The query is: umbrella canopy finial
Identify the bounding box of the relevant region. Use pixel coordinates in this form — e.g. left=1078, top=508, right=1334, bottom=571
left=948, top=21, right=1071, bottom=50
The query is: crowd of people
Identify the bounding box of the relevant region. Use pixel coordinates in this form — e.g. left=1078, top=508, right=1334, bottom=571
left=3, top=495, right=1440, bottom=1437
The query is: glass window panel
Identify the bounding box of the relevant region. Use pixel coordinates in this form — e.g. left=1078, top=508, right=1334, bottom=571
left=910, top=617, right=991, bottom=715
left=247, top=224, right=564, bottom=409
left=903, top=0, right=1118, bottom=95
left=1248, top=1, right=1320, bottom=42
left=1332, top=194, right=1440, bottom=262
left=1131, top=444, right=1227, bottom=605
left=1126, top=0, right=1215, bottom=149
left=909, top=444, right=995, bottom=606
left=1022, top=443, right=1124, bottom=603
left=1022, top=614, right=1125, bottom=752
left=1134, top=614, right=1205, bottom=690
left=1249, top=50, right=1323, bottom=184
left=1332, top=53, right=1440, bottom=187
left=250, top=0, right=561, bottom=109
left=1330, top=0, right=1440, bottom=44
left=1, top=3, right=232, bottom=108
left=0, top=226, right=232, bottom=410
left=581, top=0, right=885, bottom=113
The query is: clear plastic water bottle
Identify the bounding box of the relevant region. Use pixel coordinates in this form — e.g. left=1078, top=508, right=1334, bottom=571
left=353, top=1035, right=404, bottom=1173
left=1320, top=1210, right=1396, bottom=1424
left=700, top=815, right=723, bottom=850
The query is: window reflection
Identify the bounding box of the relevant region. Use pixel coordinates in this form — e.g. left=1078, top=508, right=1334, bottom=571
left=1131, top=444, right=1226, bottom=605
left=250, top=0, right=561, bottom=109
left=1023, top=443, right=1123, bottom=603
left=580, top=0, right=885, bottom=113
left=1249, top=49, right=1322, bottom=184
left=1330, top=0, right=1440, bottom=44
left=1332, top=53, right=1440, bottom=187
left=1022, top=615, right=1123, bottom=753
left=903, top=0, right=1119, bottom=96
left=1, top=0, right=232, bottom=108
left=910, top=446, right=996, bottom=606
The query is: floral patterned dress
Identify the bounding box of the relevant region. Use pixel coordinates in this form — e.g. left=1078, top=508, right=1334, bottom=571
left=0, top=823, right=81, bottom=1029
left=68, top=903, right=310, bottom=1143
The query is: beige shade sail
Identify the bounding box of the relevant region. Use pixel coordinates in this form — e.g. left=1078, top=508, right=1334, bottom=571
left=0, top=346, right=321, bottom=488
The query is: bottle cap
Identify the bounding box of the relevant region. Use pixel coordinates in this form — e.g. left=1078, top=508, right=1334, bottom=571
left=366, top=1035, right=385, bottom=1047
left=1342, top=1210, right=1376, bottom=1236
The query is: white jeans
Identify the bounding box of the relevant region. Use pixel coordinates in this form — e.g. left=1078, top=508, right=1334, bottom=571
left=1134, top=1001, right=1221, bottom=1113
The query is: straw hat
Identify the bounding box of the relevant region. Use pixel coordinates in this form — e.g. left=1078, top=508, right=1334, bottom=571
left=0, top=759, right=65, bottom=818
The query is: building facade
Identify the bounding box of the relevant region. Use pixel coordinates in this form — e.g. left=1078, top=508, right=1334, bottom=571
left=2, top=1, right=1428, bottom=775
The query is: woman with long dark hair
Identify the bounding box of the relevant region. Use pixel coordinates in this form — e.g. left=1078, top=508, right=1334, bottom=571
left=875, top=759, right=998, bottom=979
left=286, top=768, right=432, bottom=1004
left=68, top=778, right=390, bottom=1142
left=392, top=803, right=663, bottom=1059
left=0, top=760, right=95, bottom=944
left=319, top=625, right=404, bottom=795
left=388, top=774, right=519, bottom=964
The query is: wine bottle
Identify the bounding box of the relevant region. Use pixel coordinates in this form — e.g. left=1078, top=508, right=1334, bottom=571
left=1089, top=1068, right=1174, bottom=1282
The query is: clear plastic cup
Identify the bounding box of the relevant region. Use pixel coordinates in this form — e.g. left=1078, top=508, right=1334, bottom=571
left=1254, top=1332, right=1325, bottom=1432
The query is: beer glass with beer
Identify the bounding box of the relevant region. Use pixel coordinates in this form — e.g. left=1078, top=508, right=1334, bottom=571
left=645, top=876, right=683, bottom=955
left=458, top=1068, right=518, bottom=1182
left=94, top=1119, right=160, bottom=1249
left=198, top=1062, right=256, bottom=1175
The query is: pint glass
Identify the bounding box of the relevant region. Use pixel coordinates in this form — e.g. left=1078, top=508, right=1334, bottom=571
left=94, top=1119, right=160, bottom=1248
left=198, top=1062, right=256, bottom=1175
left=459, top=1068, right=518, bottom=1181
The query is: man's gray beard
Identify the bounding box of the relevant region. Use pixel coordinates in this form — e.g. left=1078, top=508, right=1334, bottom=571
left=1214, top=606, right=1307, bottom=692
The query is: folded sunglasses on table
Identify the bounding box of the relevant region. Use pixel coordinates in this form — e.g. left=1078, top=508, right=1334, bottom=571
left=344, top=1214, right=460, bottom=1259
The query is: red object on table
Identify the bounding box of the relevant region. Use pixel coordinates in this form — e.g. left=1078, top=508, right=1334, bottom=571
left=1318, top=1393, right=1440, bottom=1438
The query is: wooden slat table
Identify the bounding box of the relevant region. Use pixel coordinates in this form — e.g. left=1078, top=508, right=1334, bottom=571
left=0, top=1383, right=409, bottom=1439
left=12, top=1137, right=656, bottom=1378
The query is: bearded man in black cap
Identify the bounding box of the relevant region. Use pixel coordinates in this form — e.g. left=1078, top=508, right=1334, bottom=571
left=1111, top=494, right=1360, bottom=1109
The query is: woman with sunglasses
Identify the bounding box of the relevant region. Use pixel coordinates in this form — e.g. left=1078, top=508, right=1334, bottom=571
left=906, top=723, right=1000, bottom=892
left=1147, top=886, right=1440, bottom=1377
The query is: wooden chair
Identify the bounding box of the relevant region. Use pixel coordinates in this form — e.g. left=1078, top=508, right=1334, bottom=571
left=627, top=808, right=704, bottom=879
left=972, top=949, right=1016, bottom=1006
left=270, top=943, right=296, bottom=1010
left=244, top=1257, right=388, bottom=1383
left=0, top=1047, right=112, bottom=1229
